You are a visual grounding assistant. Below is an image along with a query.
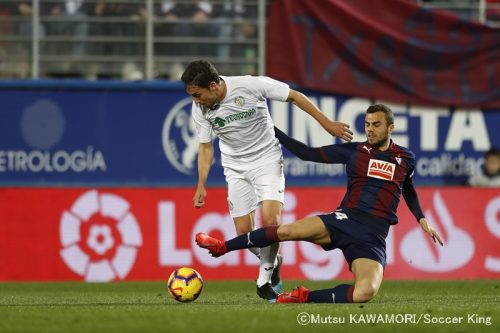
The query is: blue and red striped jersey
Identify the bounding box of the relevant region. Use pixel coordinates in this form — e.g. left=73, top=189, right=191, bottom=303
left=275, top=127, right=424, bottom=225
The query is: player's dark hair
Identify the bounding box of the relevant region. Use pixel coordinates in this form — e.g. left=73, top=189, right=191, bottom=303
left=485, top=147, right=500, bottom=159
left=366, top=104, right=394, bottom=125
left=181, top=60, right=220, bottom=88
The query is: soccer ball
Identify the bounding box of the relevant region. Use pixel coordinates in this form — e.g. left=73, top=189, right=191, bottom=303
left=167, top=267, right=204, bottom=303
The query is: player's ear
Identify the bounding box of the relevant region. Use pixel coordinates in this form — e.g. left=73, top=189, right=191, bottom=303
left=388, top=123, right=395, bottom=134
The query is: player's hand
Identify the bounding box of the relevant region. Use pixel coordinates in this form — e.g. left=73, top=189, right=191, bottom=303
left=193, top=186, right=207, bottom=208
left=325, top=121, right=353, bottom=142
left=419, top=218, right=444, bottom=246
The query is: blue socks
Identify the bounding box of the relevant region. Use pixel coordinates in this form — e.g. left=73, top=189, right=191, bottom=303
left=226, top=226, right=279, bottom=252
left=307, top=284, right=354, bottom=303
left=224, top=228, right=354, bottom=304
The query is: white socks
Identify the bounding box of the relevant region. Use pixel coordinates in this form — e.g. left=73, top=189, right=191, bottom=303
left=247, top=247, right=260, bottom=259
left=256, top=243, right=280, bottom=287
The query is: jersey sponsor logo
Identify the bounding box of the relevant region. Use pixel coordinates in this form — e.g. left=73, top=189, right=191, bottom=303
left=367, top=159, right=395, bottom=180
left=211, top=108, right=257, bottom=128
left=214, top=117, right=226, bottom=128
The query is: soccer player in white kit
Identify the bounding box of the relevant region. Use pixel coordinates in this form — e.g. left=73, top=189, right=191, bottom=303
left=181, top=60, right=353, bottom=302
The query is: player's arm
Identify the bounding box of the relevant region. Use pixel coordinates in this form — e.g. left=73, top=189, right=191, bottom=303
left=275, top=127, right=351, bottom=164
left=402, top=177, right=444, bottom=246
left=193, top=142, right=214, bottom=208
left=274, top=126, right=325, bottom=162
left=286, top=89, right=353, bottom=142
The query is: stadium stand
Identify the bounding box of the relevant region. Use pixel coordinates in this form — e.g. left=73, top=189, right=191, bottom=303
left=0, top=0, right=496, bottom=79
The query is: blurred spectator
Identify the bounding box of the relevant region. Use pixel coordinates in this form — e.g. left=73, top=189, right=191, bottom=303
left=213, top=0, right=257, bottom=74
left=46, top=0, right=92, bottom=57
left=468, top=148, right=500, bottom=187
left=87, top=1, right=144, bottom=79
left=155, top=1, right=216, bottom=58
left=91, top=1, right=141, bottom=56
left=212, top=1, right=245, bottom=60
left=212, top=1, right=258, bottom=75
left=0, top=4, right=15, bottom=76
left=15, top=2, right=51, bottom=76
left=17, top=2, right=47, bottom=37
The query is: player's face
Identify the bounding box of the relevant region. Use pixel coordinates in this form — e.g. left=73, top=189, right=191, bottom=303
left=186, top=82, right=220, bottom=109
left=484, top=155, right=500, bottom=176
left=364, top=111, right=394, bottom=149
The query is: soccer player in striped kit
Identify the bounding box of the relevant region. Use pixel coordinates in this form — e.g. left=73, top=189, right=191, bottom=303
left=181, top=60, right=353, bottom=302
left=196, top=104, right=444, bottom=303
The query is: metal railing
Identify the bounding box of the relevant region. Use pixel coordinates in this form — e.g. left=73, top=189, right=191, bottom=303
left=0, top=0, right=497, bottom=80
left=0, top=0, right=266, bottom=79
left=420, top=0, right=500, bottom=25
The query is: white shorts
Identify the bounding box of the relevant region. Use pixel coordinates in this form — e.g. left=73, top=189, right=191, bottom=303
left=224, top=160, right=285, bottom=218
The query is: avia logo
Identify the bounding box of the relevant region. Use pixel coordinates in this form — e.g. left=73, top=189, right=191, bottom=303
left=213, top=117, right=226, bottom=128
left=162, top=97, right=199, bottom=175
left=367, top=159, right=395, bottom=181
left=400, top=191, right=474, bottom=272
left=59, top=190, right=142, bottom=282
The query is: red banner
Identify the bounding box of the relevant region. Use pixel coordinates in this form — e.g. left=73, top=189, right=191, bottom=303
left=0, top=187, right=499, bottom=281
left=266, top=0, right=500, bottom=108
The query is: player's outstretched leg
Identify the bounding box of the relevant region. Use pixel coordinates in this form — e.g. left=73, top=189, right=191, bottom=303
left=277, top=284, right=354, bottom=303
left=277, top=286, right=310, bottom=303
left=195, top=233, right=228, bottom=257
left=196, top=230, right=281, bottom=302
left=195, top=225, right=280, bottom=257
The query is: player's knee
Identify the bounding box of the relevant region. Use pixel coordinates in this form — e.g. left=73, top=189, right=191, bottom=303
left=353, top=285, right=378, bottom=303
left=277, top=224, right=292, bottom=241
left=234, top=224, right=252, bottom=235
left=262, top=214, right=280, bottom=227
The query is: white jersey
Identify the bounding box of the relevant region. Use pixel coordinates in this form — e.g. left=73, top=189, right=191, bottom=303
left=192, top=75, right=290, bottom=168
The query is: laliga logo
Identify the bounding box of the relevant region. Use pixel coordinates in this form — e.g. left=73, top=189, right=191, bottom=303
left=59, top=190, right=142, bottom=281
left=400, top=191, right=474, bottom=272
left=162, top=97, right=199, bottom=175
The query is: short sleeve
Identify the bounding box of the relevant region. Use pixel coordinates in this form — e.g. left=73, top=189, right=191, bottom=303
left=255, top=76, right=290, bottom=102
left=191, top=102, right=213, bottom=143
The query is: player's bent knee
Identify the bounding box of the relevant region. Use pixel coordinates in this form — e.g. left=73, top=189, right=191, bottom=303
left=277, top=225, right=292, bottom=241
left=353, top=285, right=378, bottom=303
left=262, top=217, right=280, bottom=227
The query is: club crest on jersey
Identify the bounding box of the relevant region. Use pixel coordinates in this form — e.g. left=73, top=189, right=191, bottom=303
left=234, top=96, right=245, bottom=107
left=367, top=159, right=395, bottom=181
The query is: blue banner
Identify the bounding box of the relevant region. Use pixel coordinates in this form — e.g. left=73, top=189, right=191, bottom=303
left=0, top=80, right=498, bottom=186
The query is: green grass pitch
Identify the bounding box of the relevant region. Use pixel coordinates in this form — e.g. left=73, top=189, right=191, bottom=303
left=0, top=280, right=498, bottom=333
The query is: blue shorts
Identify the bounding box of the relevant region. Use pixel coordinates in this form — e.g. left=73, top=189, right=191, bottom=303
left=318, top=208, right=390, bottom=270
